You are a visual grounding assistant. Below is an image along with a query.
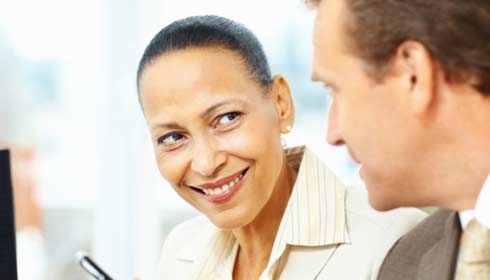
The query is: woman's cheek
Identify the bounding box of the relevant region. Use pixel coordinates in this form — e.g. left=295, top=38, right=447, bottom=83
left=221, top=123, right=270, bottom=154
left=157, top=153, right=185, bottom=186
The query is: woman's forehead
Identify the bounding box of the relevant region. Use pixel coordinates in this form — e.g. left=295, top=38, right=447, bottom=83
left=139, top=48, right=264, bottom=111
left=145, top=46, right=248, bottom=79
left=141, top=48, right=253, bottom=93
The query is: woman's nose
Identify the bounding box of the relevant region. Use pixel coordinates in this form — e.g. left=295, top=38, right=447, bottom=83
left=190, top=139, right=226, bottom=177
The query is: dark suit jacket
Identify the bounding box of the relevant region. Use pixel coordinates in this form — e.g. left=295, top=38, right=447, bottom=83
left=377, top=209, right=461, bottom=280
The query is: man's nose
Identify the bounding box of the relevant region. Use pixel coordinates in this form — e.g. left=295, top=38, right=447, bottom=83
left=326, top=101, right=345, bottom=146
left=190, top=138, right=226, bottom=177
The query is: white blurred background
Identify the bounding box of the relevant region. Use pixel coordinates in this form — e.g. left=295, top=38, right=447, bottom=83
left=0, top=0, right=361, bottom=279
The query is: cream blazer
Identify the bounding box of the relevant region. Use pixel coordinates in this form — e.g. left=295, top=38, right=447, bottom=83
left=157, top=147, right=426, bottom=279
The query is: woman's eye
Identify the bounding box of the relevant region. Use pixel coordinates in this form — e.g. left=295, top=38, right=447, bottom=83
left=157, top=132, right=184, bottom=145
left=216, top=112, right=242, bottom=127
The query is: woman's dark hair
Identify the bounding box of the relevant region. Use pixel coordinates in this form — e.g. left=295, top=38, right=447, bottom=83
left=137, top=15, right=272, bottom=91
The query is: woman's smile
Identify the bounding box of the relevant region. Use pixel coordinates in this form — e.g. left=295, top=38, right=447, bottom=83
left=188, top=167, right=250, bottom=204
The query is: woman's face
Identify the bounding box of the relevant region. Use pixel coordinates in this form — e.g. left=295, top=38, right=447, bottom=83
left=138, top=47, right=292, bottom=229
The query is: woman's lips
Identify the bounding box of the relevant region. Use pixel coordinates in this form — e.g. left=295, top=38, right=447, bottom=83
left=190, top=167, right=249, bottom=204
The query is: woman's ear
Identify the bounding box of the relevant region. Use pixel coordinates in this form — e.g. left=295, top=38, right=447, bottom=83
left=270, top=75, right=295, bottom=133
left=391, top=40, right=436, bottom=116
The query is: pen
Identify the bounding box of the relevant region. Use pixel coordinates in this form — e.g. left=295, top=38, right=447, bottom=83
left=76, top=251, right=114, bottom=280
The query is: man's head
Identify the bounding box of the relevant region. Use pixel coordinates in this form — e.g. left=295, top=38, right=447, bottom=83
left=309, top=0, right=490, bottom=94
left=310, top=0, right=490, bottom=210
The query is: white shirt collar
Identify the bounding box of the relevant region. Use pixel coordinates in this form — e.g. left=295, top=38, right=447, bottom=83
left=474, top=174, right=490, bottom=228
left=458, top=173, right=490, bottom=229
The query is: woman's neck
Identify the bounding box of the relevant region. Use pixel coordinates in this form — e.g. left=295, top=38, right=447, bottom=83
left=232, top=158, right=297, bottom=279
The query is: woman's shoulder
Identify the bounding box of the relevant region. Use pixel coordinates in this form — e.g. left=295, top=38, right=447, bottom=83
left=325, top=186, right=427, bottom=278
left=162, top=215, right=216, bottom=253
left=344, top=185, right=426, bottom=235
left=157, top=215, right=217, bottom=278
left=169, top=215, right=214, bottom=236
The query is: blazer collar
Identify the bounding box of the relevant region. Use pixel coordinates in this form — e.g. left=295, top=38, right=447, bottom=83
left=267, top=146, right=350, bottom=278
left=176, top=146, right=350, bottom=279
left=276, top=146, right=350, bottom=248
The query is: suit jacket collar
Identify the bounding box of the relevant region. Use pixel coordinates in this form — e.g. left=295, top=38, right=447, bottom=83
left=377, top=209, right=461, bottom=280
left=417, top=210, right=461, bottom=280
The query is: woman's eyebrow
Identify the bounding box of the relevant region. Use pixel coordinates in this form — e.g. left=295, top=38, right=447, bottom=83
left=150, top=121, right=182, bottom=131
left=150, top=99, right=246, bottom=130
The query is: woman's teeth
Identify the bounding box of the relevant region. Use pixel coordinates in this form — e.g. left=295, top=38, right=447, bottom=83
left=202, top=173, right=244, bottom=196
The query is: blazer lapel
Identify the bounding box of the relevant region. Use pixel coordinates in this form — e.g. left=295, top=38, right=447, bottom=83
left=275, top=244, right=340, bottom=279
left=417, top=211, right=461, bottom=280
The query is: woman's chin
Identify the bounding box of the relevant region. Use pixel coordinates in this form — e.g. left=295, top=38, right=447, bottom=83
left=207, top=211, right=254, bottom=230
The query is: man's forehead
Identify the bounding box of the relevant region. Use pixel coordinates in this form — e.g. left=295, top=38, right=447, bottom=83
left=311, top=0, right=352, bottom=82
left=317, top=1, right=354, bottom=54
left=311, top=57, right=336, bottom=83
left=315, top=0, right=346, bottom=41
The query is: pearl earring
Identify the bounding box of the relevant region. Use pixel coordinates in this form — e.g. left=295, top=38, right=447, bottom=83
left=284, top=125, right=292, bottom=133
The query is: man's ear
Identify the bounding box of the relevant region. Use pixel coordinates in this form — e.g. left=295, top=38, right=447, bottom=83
left=391, top=40, right=436, bottom=116
left=270, top=75, right=295, bottom=133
